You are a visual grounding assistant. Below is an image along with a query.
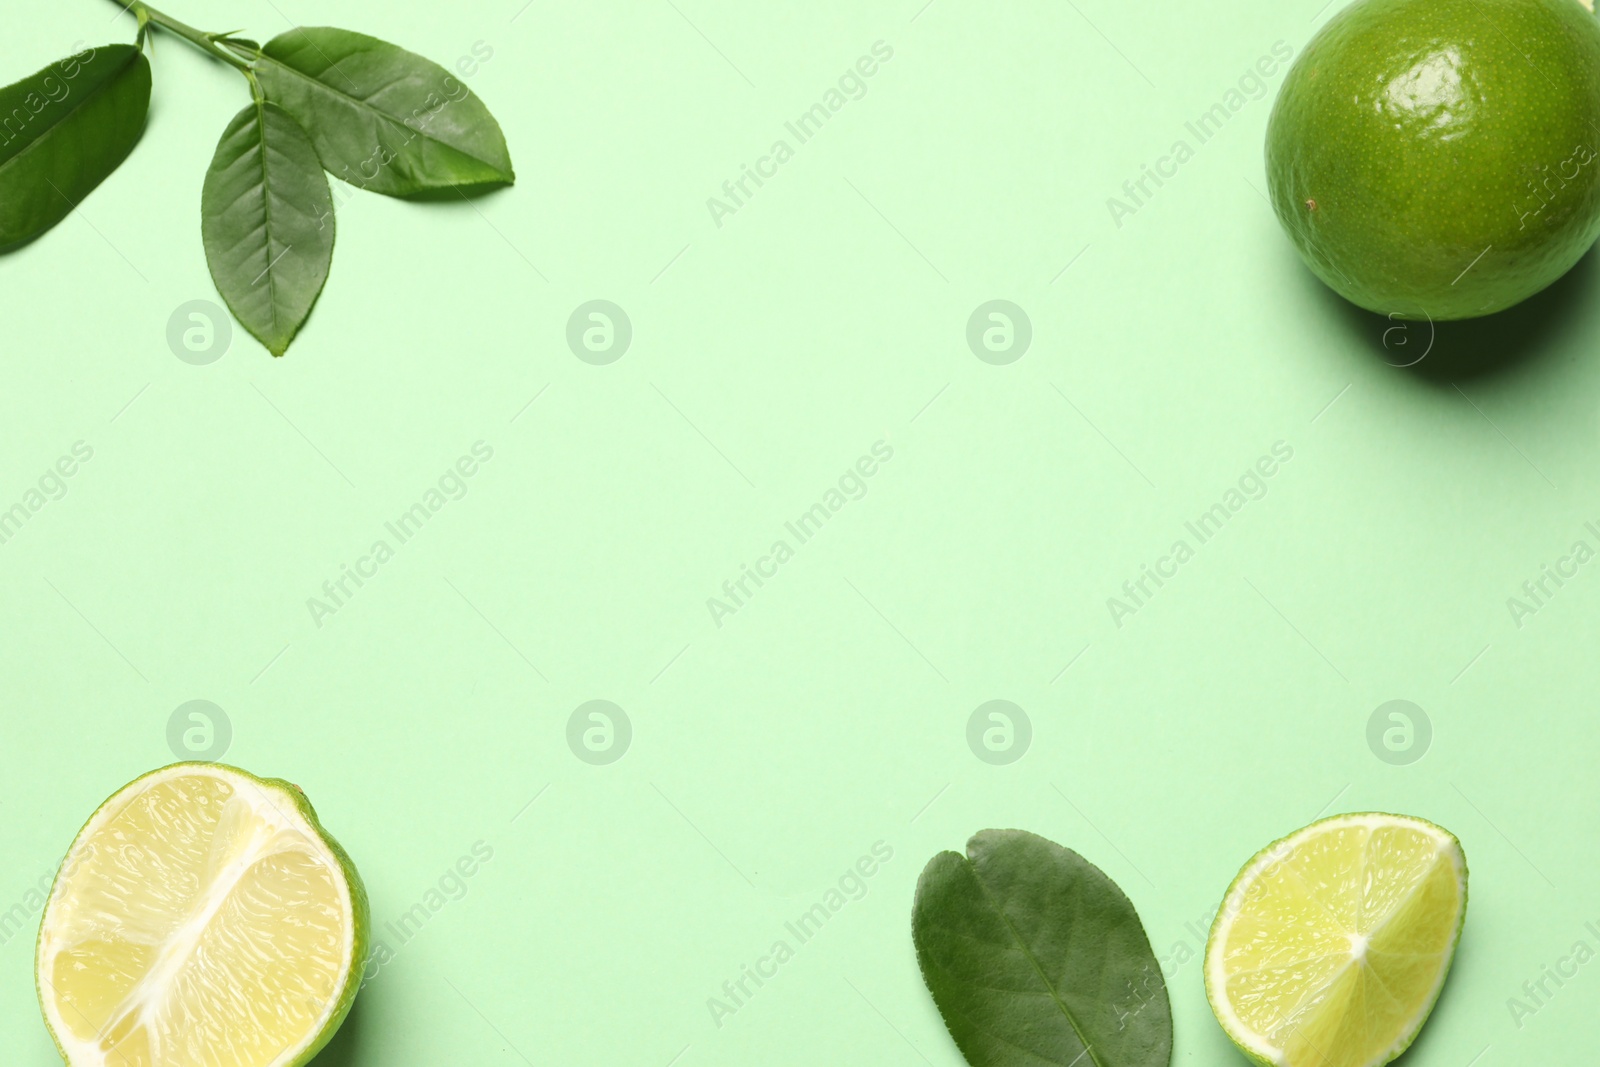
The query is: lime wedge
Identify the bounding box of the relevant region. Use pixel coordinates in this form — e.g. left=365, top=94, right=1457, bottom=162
left=1204, top=812, right=1467, bottom=1067
left=36, top=763, right=369, bottom=1067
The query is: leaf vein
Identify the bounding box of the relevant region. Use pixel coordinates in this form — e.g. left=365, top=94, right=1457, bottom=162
left=963, top=864, right=1111, bottom=1067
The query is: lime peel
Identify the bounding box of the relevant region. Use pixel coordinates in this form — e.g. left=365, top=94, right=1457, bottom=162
left=1267, top=0, right=1600, bottom=320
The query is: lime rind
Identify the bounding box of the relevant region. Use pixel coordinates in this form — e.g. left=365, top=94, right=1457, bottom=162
left=1266, top=0, right=1600, bottom=320
left=1204, top=812, right=1468, bottom=1067
left=35, top=762, right=370, bottom=1067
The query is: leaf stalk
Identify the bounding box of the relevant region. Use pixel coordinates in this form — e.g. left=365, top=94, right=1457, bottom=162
left=111, top=1, right=256, bottom=74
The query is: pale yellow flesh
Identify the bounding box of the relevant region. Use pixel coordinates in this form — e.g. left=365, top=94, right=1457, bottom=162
left=1209, top=816, right=1464, bottom=1067
left=38, top=769, right=353, bottom=1067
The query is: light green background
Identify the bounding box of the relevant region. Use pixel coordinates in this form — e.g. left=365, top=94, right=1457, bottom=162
left=4, top=0, right=1598, bottom=1063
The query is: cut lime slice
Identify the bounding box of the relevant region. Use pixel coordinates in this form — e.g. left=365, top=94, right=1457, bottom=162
left=36, top=763, right=369, bottom=1067
left=1205, top=812, right=1467, bottom=1067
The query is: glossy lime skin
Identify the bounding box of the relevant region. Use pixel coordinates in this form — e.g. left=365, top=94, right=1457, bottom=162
left=1268, top=0, right=1600, bottom=320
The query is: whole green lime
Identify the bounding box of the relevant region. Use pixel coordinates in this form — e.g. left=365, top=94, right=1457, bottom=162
left=1267, top=0, right=1600, bottom=320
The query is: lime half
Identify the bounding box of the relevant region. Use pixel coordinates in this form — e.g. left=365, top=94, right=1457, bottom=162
left=1205, top=812, right=1467, bottom=1067
left=36, top=763, right=369, bottom=1067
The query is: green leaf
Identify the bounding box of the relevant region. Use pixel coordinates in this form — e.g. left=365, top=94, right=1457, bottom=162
left=254, top=27, right=514, bottom=198
left=0, top=44, right=150, bottom=250
left=912, top=830, right=1172, bottom=1067
left=201, top=100, right=335, bottom=357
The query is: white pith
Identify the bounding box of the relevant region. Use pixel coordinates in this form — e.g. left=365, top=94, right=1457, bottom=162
left=36, top=764, right=357, bottom=1067
left=1205, top=813, right=1465, bottom=1067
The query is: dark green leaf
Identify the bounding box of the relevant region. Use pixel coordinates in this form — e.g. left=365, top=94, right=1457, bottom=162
left=0, top=44, right=150, bottom=250
left=201, top=101, right=334, bottom=357
left=913, top=830, right=1172, bottom=1067
left=255, top=27, right=514, bottom=198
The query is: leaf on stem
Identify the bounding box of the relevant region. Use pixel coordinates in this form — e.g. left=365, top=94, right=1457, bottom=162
left=255, top=27, right=514, bottom=198
left=201, top=100, right=334, bottom=357
left=0, top=44, right=150, bottom=251
left=912, top=829, right=1173, bottom=1067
